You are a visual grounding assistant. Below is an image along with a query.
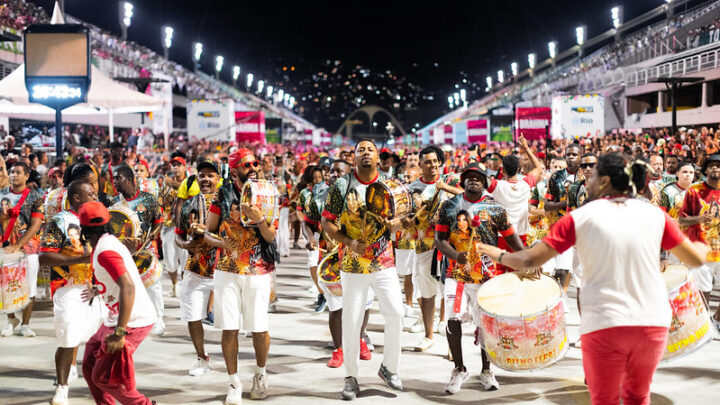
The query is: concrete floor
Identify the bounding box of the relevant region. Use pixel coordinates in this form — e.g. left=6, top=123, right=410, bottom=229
left=1, top=249, right=720, bottom=404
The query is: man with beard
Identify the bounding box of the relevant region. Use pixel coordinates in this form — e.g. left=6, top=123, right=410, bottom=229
left=204, top=148, right=277, bottom=403
left=434, top=163, right=526, bottom=394
left=101, top=142, right=125, bottom=196
left=679, top=154, right=720, bottom=331
left=567, top=154, right=598, bottom=212
left=175, top=160, right=221, bottom=377
left=321, top=139, right=404, bottom=400
left=660, top=161, right=695, bottom=220
left=649, top=154, right=664, bottom=186
left=405, top=145, right=462, bottom=352
left=40, top=180, right=103, bottom=405
left=544, top=144, right=582, bottom=296
left=111, top=165, right=165, bottom=335
left=663, top=154, right=680, bottom=186
left=162, top=154, right=190, bottom=297
left=0, top=162, right=45, bottom=338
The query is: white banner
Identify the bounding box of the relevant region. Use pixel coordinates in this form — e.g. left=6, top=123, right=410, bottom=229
left=186, top=99, right=235, bottom=142
left=150, top=71, right=173, bottom=137
left=551, top=94, right=605, bottom=139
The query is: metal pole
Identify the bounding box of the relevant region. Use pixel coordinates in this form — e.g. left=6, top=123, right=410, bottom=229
left=671, top=82, right=677, bottom=135
left=55, top=108, right=62, bottom=161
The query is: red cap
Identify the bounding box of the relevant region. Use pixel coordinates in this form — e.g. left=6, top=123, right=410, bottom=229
left=229, top=148, right=254, bottom=168
left=170, top=157, right=187, bottom=166
left=78, top=201, right=110, bottom=227
left=136, top=159, right=150, bottom=172
left=48, top=167, right=62, bottom=177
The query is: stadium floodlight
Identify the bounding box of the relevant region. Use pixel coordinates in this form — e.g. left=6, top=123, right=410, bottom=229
left=548, top=41, right=557, bottom=59
left=510, top=62, right=518, bottom=77
left=119, top=2, right=134, bottom=39
left=257, top=80, right=264, bottom=94
left=215, top=56, right=224, bottom=72
left=163, top=26, right=173, bottom=49
left=277, top=89, right=284, bottom=103
left=246, top=73, right=254, bottom=88
left=460, top=88, right=466, bottom=102
left=194, top=42, right=203, bottom=61
left=528, top=53, right=536, bottom=69
left=453, top=92, right=460, bottom=106
left=497, top=70, right=504, bottom=83
left=289, top=96, right=295, bottom=107
left=448, top=95, right=454, bottom=108
left=486, top=75, right=492, bottom=89
left=266, top=85, right=273, bottom=98
left=576, top=26, right=586, bottom=46
left=611, top=6, right=622, bottom=29
left=283, top=93, right=290, bottom=105
left=232, top=66, right=240, bottom=80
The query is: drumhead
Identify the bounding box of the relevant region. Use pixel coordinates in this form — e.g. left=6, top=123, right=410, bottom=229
left=109, top=206, right=141, bottom=239
left=317, top=251, right=340, bottom=284
left=662, top=264, right=689, bottom=291
left=0, top=251, right=26, bottom=265
left=477, top=273, right=561, bottom=317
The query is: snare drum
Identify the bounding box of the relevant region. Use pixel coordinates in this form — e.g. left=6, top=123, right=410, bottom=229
left=366, top=179, right=411, bottom=219
left=240, top=180, right=280, bottom=227
left=0, top=252, right=30, bottom=314
left=662, top=264, right=712, bottom=361
left=109, top=205, right=142, bottom=239
left=476, top=273, right=568, bottom=371
left=135, top=250, right=162, bottom=288
left=317, top=250, right=342, bottom=296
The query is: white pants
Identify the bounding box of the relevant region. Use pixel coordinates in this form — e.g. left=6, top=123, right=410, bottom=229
left=277, top=207, right=290, bottom=257
left=307, top=249, right=320, bottom=268
left=413, top=250, right=441, bottom=299
left=444, top=279, right=482, bottom=326
left=395, top=249, right=416, bottom=276
left=162, top=226, right=187, bottom=275
left=214, top=271, right=271, bottom=332
left=27, top=253, right=38, bottom=298
left=180, top=271, right=214, bottom=322
left=146, top=280, right=164, bottom=323
left=320, top=281, right=374, bottom=312
left=341, top=268, right=403, bottom=377
left=53, top=285, right=104, bottom=347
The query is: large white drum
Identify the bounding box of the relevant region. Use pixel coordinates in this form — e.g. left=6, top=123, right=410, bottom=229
left=0, top=251, right=30, bottom=314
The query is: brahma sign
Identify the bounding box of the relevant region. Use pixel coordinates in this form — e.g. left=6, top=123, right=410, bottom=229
left=515, top=107, right=551, bottom=141
left=235, top=111, right=266, bottom=144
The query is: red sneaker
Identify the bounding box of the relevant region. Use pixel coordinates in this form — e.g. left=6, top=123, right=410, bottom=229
left=360, top=338, right=372, bottom=360
left=327, top=348, right=343, bottom=368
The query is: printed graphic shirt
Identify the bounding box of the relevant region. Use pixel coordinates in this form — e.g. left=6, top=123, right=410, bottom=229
left=681, top=182, right=720, bottom=261
left=545, top=169, right=577, bottom=225
left=111, top=190, right=163, bottom=236
left=322, top=171, right=394, bottom=274
left=40, top=210, right=92, bottom=296
left=137, top=178, right=160, bottom=198
left=176, top=193, right=217, bottom=278
left=210, top=182, right=278, bottom=275
left=0, top=187, right=44, bottom=253
left=567, top=180, right=588, bottom=212
left=407, top=174, right=459, bottom=254
left=436, top=193, right=515, bottom=284
left=528, top=179, right=550, bottom=244
left=660, top=182, right=688, bottom=220
left=43, top=187, right=68, bottom=220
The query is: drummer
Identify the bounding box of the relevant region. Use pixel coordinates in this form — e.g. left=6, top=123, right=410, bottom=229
left=405, top=145, right=462, bottom=352
left=299, top=165, right=327, bottom=312
left=0, top=161, right=45, bottom=338
left=39, top=180, right=102, bottom=405
left=162, top=153, right=190, bottom=298
left=174, top=160, right=221, bottom=377
left=434, top=162, right=526, bottom=394
left=203, top=148, right=277, bottom=404
left=476, top=153, right=706, bottom=405
left=321, top=139, right=405, bottom=400
left=111, top=165, right=165, bottom=336
left=133, top=158, right=160, bottom=197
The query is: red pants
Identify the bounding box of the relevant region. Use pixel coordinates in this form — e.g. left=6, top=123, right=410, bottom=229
left=83, top=324, right=154, bottom=405
left=496, top=234, right=527, bottom=273
left=582, top=326, right=668, bottom=405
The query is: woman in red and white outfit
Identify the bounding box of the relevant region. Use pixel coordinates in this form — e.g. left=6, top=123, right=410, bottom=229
left=478, top=153, right=707, bottom=405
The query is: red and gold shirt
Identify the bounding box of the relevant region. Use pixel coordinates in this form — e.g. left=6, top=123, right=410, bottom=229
left=681, top=182, right=720, bottom=261
left=0, top=186, right=44, bottom=254
left=39, top=210, right=92, bottom=295
left=175, top=193, right=218, bottom=278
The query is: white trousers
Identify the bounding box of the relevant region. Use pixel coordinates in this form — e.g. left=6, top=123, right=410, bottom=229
left=277, top=207, right=290, bottom=257
left=341, top=268, right=403, bottom=377
left=161, top=226, right=187, bottom=275
left=146, top=279, right=164, bottom=322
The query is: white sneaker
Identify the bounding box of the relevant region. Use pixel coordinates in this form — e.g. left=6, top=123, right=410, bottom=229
left=415, top=336, right=435, bottom=352
left=17, top=325, right=36, bottom=337
left=189, top=356, right=211, bottom=376
left=445, top=367, right=469, bottom=394
left=407, top=317, right=423, bottom=333
left=479, top=369, right=499, bottom=391
left=436, top=321, right=447, bottom=336
left=1, top=317, right=19, bottom=337
left=52, top=385, right=69, bottom=405
left=170, top=283, right=178, bottom=298
left=250, top=373, right=269, bottom=400
left=226, top=383, right=242, bottom=405
left=403, top=304, right=415, bottom=317
left=68, top=364, right=78, bottom=384
left=244, top=330, right=252, bottom=338
left=151, top=321, right=166, bottom=336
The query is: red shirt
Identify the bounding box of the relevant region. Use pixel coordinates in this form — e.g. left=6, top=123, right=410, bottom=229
left=680, top=182, right=720, bottom=261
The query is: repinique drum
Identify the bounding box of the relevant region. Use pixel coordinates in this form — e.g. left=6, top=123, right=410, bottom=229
left=44, top=188, right=67, bottom=220
left=0, top=252, right=30, bottom=314
left=109, top=205, right=142, bottom=240
left=366, top=179, right=411, bottom=219
left=240, top=180, right=280, bottom=227
left=661, top=264, right=712, bottom=361
left=135, top=250, right=162, bottom=288
left=317, top=250, right=342, bottom=296
left=476, top=273, right=568, bottom=371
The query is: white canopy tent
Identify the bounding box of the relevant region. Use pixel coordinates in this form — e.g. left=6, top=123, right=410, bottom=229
left=0, top=64, right=164, bottom=141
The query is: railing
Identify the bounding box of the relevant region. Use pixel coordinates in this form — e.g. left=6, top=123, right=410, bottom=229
left=626, top=46, right=720, bottom=87
left=0, top=59, right=18, bottom=80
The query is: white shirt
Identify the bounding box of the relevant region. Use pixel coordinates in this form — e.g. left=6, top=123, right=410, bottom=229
left=92, top=234, right=156, bottom=328
left=543, top=197, right=685, bottom=335
left=487, top=176, right=535, bottom=235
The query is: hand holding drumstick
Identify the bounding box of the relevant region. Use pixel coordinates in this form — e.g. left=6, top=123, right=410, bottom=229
left=475, top=241, right=542, bottom=280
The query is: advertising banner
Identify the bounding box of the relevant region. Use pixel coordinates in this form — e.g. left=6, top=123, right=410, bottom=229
left=265, top=118, right=282, bottom=144
left=453, top=122, right=467, bottom=144
left=149, top=71, right=173, bottom=137
left=421, top=129, right=430, bottom=145
left=433, top=127, right=444, bottom=144
left=321, top=132, right=332, bottom=147
left=187, top=99, right=235, bottom=141
left=235, top=111, right=266, bottom=144
left=515, top=107, right=551, bottom=141
left=466, top=119, right=488, bottom=144
left=303, top=129, right=313, bottom=145
left=443, top=125, right=454, bottom=144
left=490, top=107, right=513, bottom=142
left=551, top=94, right=605, bottom=139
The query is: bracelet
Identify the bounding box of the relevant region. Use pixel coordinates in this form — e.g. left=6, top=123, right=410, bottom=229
left=114, top=326, right=127, bottom=337
left=498, top=252, right=506, bottom=264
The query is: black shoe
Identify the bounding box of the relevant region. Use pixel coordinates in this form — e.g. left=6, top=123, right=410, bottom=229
left=315, top=294, right=327, bottom=312
left=378, top=363, right=402, bottom=391
left=342, top=376, right=360, bottom=400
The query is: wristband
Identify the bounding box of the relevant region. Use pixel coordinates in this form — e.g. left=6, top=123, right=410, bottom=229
left=114, top=326, right=127, bottom=337
left=498, top=252, right=506, bottom=265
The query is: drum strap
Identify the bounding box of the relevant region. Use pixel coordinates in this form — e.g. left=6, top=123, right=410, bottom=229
left=454, top=281, right=465, bottom=314
left=3, top=187, right=31, bottom=243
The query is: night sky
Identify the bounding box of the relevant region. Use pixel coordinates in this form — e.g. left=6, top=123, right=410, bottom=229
left=35, top=0, right=697, bottom=131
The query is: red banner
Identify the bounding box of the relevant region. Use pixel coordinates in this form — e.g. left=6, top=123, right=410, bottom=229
left=235, top=111, right=266, bottom=144
left=304, top=129, right=313, bottom=145
left=444, top=125, right=454, bottom=144
left=467, top=119, right=488, bottom=144
left=515, top=107, right=550, bottom=141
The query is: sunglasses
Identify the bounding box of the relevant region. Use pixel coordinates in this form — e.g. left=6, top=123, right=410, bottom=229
left=409, top=151, right=419, bottom=155
left=580, top=163, right=596, bottom=169
left=241, top=161, right=260, bottom=169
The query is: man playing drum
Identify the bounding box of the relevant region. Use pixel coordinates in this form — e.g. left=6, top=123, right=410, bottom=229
left=434, top=162, right=527, bottom=394
left=203, top=148, right=277, bottom=404
left=321, top=139, right=405, bottom=401
left=405, top=145, right=462, bottom=352
left=0, top=161, right=45, bottom=338
left=163, top=153, right=190, bottom=298
left=111, top=165, right=165, bottom=336
left=40, top=180, right=103, bottom=405
left=174, top=160, right=221, bottom=377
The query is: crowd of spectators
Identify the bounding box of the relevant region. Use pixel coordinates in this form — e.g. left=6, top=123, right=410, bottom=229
left=0, top=0, right=47, bottom=31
